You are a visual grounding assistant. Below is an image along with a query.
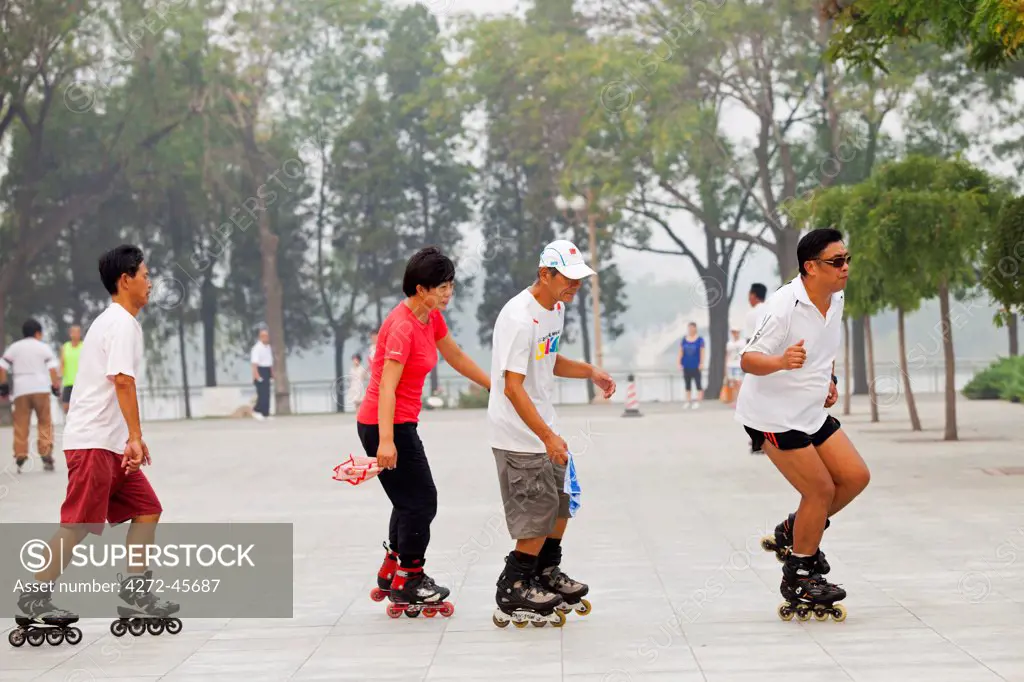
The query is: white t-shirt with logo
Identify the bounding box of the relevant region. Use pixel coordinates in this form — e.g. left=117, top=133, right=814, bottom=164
left=487, top=289, right=565, bottom=452
left=62, top=303, right=144, bottom=455
left=0, top=338, right=59, bottom=399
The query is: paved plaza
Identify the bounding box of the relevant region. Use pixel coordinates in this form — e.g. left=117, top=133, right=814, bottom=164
left=1, top=393, right=1023, bottom=681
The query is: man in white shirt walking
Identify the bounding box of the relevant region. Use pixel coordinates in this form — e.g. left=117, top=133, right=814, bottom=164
left=487, top=239, right=616, bottom=628
left=0, top=318, right=61, bottom=472
left=250, top=328, right=273, bottom=420
left=12, top=245, right=179, bottom=642
left=735, top=228, right=870, bottom=622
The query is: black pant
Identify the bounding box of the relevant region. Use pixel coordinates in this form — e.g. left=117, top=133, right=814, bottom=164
left=357, top=422, right=437, bottom=566
left=254, top=367, right=271, bottom=416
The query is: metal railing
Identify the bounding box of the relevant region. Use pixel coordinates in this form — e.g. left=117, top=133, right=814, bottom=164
left=131, top=359, right=997, bottom=422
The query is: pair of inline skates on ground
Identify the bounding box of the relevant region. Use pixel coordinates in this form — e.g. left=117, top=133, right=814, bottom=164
left=762, top=512, right=848, bottom=622
left=370, top=542, right=592, bottom=628
left=9, top=570, right=182, bottom=647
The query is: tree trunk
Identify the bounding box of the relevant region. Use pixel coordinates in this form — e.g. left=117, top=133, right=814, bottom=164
left=0, top=289, right=6, bottom=348
left=177, top=305, right=192, bottom=419
left=775, top=231, right=801, bottom=281
left=201, top=270, right=217, bottom=387
left=1009, top=312, right=1019, bottom=357
left=865, top=315, right=878, bottom=423
left=705, top=271, right=730, bottom=401
left=842, top=316, right=851, bottom=415
left=938, top=279, right=958, bottom=441
left=576, top=281, right=595, bottom=403
left=334, top=329, right=346, bottom=414
left=897, top=306, right=922, bottom=431
left=851, top=317, right=869, bottom=395
left=258, top=214, right=291, bottom=415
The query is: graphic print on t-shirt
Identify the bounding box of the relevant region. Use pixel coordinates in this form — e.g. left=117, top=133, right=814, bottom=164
left=536, top=330, right=561, bottom=360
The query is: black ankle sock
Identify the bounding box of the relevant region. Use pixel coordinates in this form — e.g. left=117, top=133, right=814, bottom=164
left=540, top=538, right=561, bottom=555
left=512, top=550, right=536, bottom=565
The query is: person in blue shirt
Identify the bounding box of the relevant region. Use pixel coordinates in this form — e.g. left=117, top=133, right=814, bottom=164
left=678, top=322, right=705, bottom=409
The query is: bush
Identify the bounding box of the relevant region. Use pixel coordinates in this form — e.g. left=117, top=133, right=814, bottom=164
left=963, top=356, right=1024, bottom=402
left=457, top=387, right=490, bottom=409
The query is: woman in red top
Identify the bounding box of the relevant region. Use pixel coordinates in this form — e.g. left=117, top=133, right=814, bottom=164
left=358, top=247, right=490, bottom=611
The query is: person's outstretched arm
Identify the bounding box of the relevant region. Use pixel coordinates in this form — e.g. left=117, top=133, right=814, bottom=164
left=554, top=355, right=616, bottom=399
left=436, top=333, right=489, bottom=391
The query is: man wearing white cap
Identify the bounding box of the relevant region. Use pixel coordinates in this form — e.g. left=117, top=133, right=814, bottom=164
left=487, top=239, right=616, bottom=628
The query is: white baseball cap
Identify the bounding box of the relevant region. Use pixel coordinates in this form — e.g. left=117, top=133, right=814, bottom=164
left=538, top=240, right=596, bottom=280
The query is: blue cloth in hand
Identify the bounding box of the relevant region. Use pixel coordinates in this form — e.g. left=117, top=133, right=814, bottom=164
left=563, top=451, right=581, bottom=518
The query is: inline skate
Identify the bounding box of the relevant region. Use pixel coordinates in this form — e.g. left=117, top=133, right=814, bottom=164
left=536, top=544, right=591, bottom=618
left=110, top=570, right=182, bottom=637
left=493, top=552, right=565, bottom=629
left=9, top=585, right=82, bottom=647
left=369, top=542, right=399, bottom=603
left=385, top=567, right=454, bottom=619
left=777, top=554, right=847, bottom=623
left=760, top=512, right=831, bottom=573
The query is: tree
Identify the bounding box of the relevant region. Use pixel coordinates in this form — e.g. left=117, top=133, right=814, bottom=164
left=981, top=195, right=1024, bottom=356
left=824, top=0, right=1024, bottom=75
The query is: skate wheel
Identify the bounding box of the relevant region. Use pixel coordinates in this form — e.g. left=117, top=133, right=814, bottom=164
left=813, top=609, right=829, bottom=621
left=386, top=604, right=403, bottom=619
left=110, top=620, right=128, bottom=637
left=165, top=618, right=182, bottom=635
left=423, top=608, right=437, bottom=618
left=513, top=620, right=528, bottom=629
left=760, top=536, right=775, bottom=552
left=795, top=607, right=812, bottom=622
left=552, top=611, right=567, bottom=628
left=575, top=599, right=592, bottom=616
left=531, top=620, right=546, bottom=627
left=65, top=627, right=83, bottom=645
left=439, top=602, right=454, bottom=617
left=405, top=608, right=420, bottom=618
left=492, top=614, right=509, bottom=628
left=370, top=588, right=387, bottom=602
left=777, top=602, right=794, bottom=621
left=27, top=631, right=45, bottom=647
left=831, top=604, right=847, bottom=622
left=147, top=620, right=165, bottom=635
left=45, top=628, right=64, bottom=645
left=8, top=629, right=26, bottom=647
left=128, top=619, right=146, bottom=636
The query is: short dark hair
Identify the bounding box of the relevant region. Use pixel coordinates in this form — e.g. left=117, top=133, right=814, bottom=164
left=402, top=246, right=455, bottom=297
left=352, top=353, right=362, bottom=363
left=99, top=245, right=145, bottom=295
left=750, top=283, right=767, bottom=301
left=22, top=318, right=42, bottom=338
left=797, top=228, right=844, bottom=276
left=688, top=321, right=697, bottom=327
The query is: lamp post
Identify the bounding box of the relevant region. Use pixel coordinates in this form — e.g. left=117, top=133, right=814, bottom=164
left=555, top=188, right=613, bottom=378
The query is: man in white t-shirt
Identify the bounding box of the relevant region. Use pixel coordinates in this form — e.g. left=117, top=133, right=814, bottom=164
left=14, top=245, right=179, bottom=632
left=0, top=318, right=61, bottom=471
left=743, top=282, right=767, bottom=343
left=250, top=328, right=273, bottom=420
left=487, top=239, right=616, bottom=628
left=734, top=228, right=870, bottom=622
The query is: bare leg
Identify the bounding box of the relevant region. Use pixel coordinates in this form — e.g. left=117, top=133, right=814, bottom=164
left=815, top=429, right=870, bottom=517
left=125, top=513, right=161, bottom=574
left=35, top=526, right=91, bottom=583
left=515, top=536, right=546, bottom=556
left=762, top=441, right=835, bottom=556
left=548, top=517, right=567, bottom=540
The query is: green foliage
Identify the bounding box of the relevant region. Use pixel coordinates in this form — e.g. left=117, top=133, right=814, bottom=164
left=963, top=356, right=1024, bottom=401
left=981, top=196, right=1024, bottom=324
left=457, top=387, right=491, bottom=409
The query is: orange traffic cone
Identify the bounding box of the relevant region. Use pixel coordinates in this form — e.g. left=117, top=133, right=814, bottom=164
left=622, top=374, right=642, bottom=418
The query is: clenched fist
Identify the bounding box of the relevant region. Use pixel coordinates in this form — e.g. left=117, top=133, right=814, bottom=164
left=781, top=339, right=806, bottom=370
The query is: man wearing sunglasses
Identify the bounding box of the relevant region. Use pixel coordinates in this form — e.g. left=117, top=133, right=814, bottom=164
left=734, top=227, right=871, bottom=621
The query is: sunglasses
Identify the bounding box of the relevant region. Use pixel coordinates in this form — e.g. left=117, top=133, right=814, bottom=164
left=817, top=255, right=852, bottom=268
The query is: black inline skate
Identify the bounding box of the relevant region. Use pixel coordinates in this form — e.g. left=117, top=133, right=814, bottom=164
left=493, top=552, right=565, bottom=629
left=760, top=512, right=831, bottom=573
left=10, top=585, right=82, bottom=647
left=41, top=455, right=55, bottom=472
left=370, top=542, right=399, bottom=603
left=110, top=570, right=182, bottom=637
left=385, top=566, right=454, bottom=619
left=536, top=544, right=591, bottom=618
left=777, top=554, right=847, bottom=623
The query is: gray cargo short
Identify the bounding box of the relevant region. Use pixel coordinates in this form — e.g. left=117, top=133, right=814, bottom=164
left=492, top=448, right=570, bottom=540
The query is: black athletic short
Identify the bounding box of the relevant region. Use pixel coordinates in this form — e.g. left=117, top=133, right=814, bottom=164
left=683, top=367, right=702, bottom=391
left=745, top=415, right=841, bottom=452
left=61, top=386, right=73, bottom=404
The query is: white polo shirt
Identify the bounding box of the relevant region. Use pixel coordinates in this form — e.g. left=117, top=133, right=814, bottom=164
left=0, top=338, right=59, bottom=398
left=734, top=277, right=843, bottom=434
left=743, top=301, right=766, bottom=342
left=250, top=342, right=273, bottom=368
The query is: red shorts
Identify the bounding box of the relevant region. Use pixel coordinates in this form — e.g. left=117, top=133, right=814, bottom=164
left=60, top=449, right=163, bottom=534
